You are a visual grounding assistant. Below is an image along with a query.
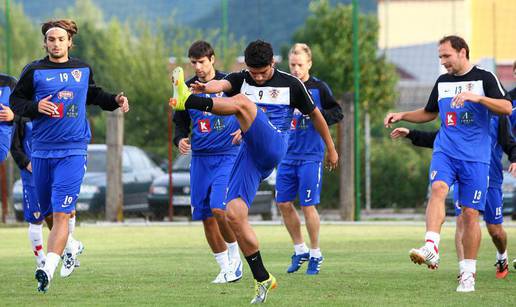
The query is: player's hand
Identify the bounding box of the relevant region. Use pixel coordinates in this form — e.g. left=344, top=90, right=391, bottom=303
left=384, top=112, right=403, bottom=128
left=508, top=163, right=516, bottom=177
left=190, top=81, right=206, bottom=94
left=451, top=91, right=479, bottom=108
left=116, top=92, right=130, bottom=113
left=0, top=104, right=14, bottom=122
left=231, top=129, right=242, bottom=144
left=37, top=95, right=57, bottom=116
left=26, top=162, right=32, bottom=173
left=178, top=138, right=191, bottom=155
left=390, top=127, right=410, bottom=139
left=325, top=147, right=339, bottom=171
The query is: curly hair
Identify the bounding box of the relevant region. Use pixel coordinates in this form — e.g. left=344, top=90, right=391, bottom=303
left=41, top=19, right=78, bottom=39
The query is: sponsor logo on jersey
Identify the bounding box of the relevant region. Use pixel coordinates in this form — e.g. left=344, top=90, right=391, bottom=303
left=269, top=89, right=279, bottom=99
left=460, top=111, right=474, bottom=125
left=71, top=69, right=82, bottom=82
left=299, top=116, right=308, bottom=129
left=198, top=119, right=211, bottom=133
left=445, top=112, right=457, bottom=126
left=50, top=103, right=64, bottom=118
left=290, top=118, right=297, bottom=130
left=66, top=104, right=79, bottom=118
left=213, top=117, right=225, bottom=131
left=57, top=90, right=74, bottom=100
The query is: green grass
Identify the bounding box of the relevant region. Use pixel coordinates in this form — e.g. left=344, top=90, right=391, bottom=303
left=0, top=224, right=515, bottom=306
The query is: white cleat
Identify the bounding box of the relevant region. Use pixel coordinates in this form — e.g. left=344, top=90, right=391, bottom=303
left=409, top=245, right=440, bottom=270
left=35, top=268, right=51, bottom=292
left=60, top=240, right=84, bottom=278
left=226, top=259, right=243, bottom=282
left=212, top=270, right=230, bottom=284
left=456, top=273, right=475, bottom=292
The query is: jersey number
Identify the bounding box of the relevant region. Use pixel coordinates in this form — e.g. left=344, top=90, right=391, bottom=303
left=60, top=73, right=69, bottom=82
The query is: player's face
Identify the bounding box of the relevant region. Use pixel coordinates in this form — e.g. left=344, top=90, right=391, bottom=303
left=289, top=53, right=312, bottom=82
left=248, top=65, right=274, bottom=85
left=190, top=56, right=215, bottom=81
left=44, top=28, right=71, bottom=61
left=438, top=41, right=465, bottom=75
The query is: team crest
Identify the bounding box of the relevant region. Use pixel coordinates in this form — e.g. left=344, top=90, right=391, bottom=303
left=33, top=211, right=40, bottom=219
left=71, top=69, right=82, bottom=82
left=430, top=171, right=437, bottom=180
left=465, top=82, right=474, bottom=92
left=57, top=91, right=74, bottom=100
left=269, top=89, right=279, bottom=99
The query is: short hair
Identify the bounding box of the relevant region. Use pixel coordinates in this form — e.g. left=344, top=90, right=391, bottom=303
left=439, top=35, right=470, bottom=59
left=41, top=19, right=78, bottom=40
left=188, top=40, right=215, bottom=59
left=289, top=43, right=312, bottom=60
left=244, top=40, right=273, bottom=68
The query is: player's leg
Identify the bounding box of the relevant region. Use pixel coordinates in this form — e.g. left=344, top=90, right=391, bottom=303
left=202, top=216, right=233, bottom=284
left=456, top=161, right=488, bottom=292
left=409, top=153, right=454, bottom=269
left=452, top=188, right=465, bottom=273
left=23, top=179, right=48, bottom=268
left=61, top=211, right=84, bottom=277
left=483, top=187, right=508, bottom=279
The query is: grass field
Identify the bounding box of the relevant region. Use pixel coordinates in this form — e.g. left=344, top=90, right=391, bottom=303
left=0, top=223, right=515, bottom=306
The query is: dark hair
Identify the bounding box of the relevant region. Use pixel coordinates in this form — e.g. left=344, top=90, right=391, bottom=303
left=188, top=40, right=215, bottom=59
left=42, top=19, right=78, bottom=40
left=244, top=40, right=273, bottom=68
left=439, top=35, right=470, bottom=59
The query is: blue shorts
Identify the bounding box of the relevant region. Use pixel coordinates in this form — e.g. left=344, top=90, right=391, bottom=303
left=32, top=155, right=87, bottom=215
left=275, top=160, right=323, bottom=206
left=454, top=186, right=504, bottom=224
left=429, top=152, right=488, bottom=211
left=21, top=176, right=49, bottom=224
left=190, top=154, right=236, bottom=221
left=225, top=109, right=287, bottom=207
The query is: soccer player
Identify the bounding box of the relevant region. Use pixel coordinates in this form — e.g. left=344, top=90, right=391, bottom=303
left=384, top=35, right=512, bottom=292
left=391, top=115, right=516, bottom=279
left=276, top=43, right=343, bottom=275
left=0, top=73, right=17, bottom=161
left=10, top=19, right=129, bottom=292
left=170, top=40, right=338, bottom=303
left=11, top=114, right=84, bottom=275
left=173, top=40, right=243, bottom=283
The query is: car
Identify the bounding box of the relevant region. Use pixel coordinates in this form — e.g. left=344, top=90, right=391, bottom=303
left=444, top=171, right=516, bottom=217
left=147, top=153, right=276, bottom=220
left=13, top=144, right=164, bottom=221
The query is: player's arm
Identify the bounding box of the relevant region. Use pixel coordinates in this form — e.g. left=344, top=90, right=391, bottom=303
left=191, top=79, right=232, bottom=94
left=10, top=115, right=30, bottom=170
left=390, top=127, right=437, bottom=148
left=384, top=108, right=438, bottom=127
left=10, top=67, right=40, bottom=118
left=319, top=81, right=343, bottom=126
left=497, top=116, right=516, bottom=162
left=86, top=67, right=129, bottom=112
left=172, top=110, right=192, bottom=154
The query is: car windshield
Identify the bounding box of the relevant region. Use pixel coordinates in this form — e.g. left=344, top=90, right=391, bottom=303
left=87, top=150, right=107, bottom=173
left=173, top=154, right=191, bottom=171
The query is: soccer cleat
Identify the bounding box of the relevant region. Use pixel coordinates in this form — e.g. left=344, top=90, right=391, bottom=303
left=36, top=259, right=46, bottom=269
left=456, top=272, right=475, bottom=292
left=495, top=258, right=509, bottom=279
left=250, top=274, right=277, bottom=304
left=306, top=256, right=324, bottom=275
left=286, top=252, right=309, bottom=273
left=60, top=240, right=84, bottom=278
left=35, top=268, right=50, bottom=293
left=169, top=67, right=191, bottom=111
left=227, top=259, right=243, bottom=282
left=409, top=245, right=439, bottom=269
left=211, top=270, right=229, bottom=284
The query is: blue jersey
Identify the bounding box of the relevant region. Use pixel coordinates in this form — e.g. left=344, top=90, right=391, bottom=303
left=10, top=57, right=119, bottom=158
left=0, top=74, right=17, bottom=161
left=424, top=66, right=511, bottom=164
left=508, top=88, right=516, bottom=134
left=225, top=69, right=315, bottom=133
left=173, top=71, right=240, bottom=156
left=284, top=76, right=341, bottom=161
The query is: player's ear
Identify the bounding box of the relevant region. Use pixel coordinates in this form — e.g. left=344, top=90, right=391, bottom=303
left=307, top=60, right=312, bottom=70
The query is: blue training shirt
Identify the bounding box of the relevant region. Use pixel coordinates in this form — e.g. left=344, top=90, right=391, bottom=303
left=10, top=57, right=120, bottom=158
left=173, top=71, right=240, bottom=156
left=425, top=66, right=511, bottom=164
left=0, top=74, right=17, bottom=161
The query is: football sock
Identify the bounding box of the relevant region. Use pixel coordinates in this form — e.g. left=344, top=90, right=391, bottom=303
left=214, top=250, right=230, bottom=271
left=226, top=241, right=241, bottom=261
left=463, top=259, right=476, bottom=275
left=424, top=231, right=440, bottom=252
left=43, top=252, right=61, bottom=279
left=28, top=223, right=45, bottom=265
left=185, top=95, right=213, bottom=112
left=496, top=250, right=507, bottom=261
left=309, top=248, right=322, bottom=259
left=294, top=242, right=309, bottom=255
left=245, top=251, right=269, bottom=282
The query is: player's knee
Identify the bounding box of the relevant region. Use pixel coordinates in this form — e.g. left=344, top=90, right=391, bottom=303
left=430, top=181, right=449, bottom=198
left=234, top=94, right=254, bottom=112
left=277, top=202, right=295, bottom=213
left=461, top=207, right=479, bottom=223
left=211, top=208, right=226, bottom=220
left=487, top=224, right=504, bottom=240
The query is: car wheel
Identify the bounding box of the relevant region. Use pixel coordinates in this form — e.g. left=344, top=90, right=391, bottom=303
left=261, top=212, right=272, bottom=221
left=15, top=211, right=24, bottom=222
